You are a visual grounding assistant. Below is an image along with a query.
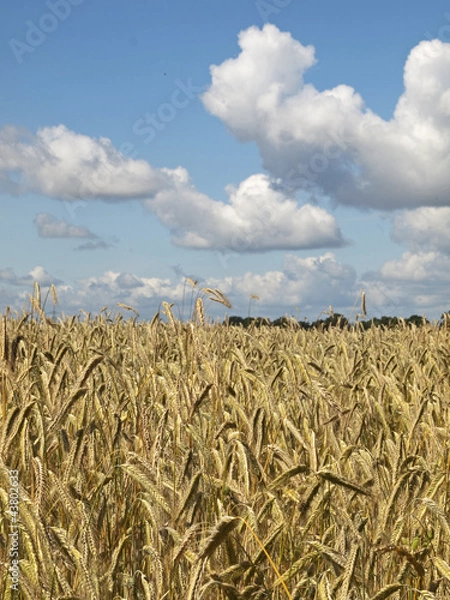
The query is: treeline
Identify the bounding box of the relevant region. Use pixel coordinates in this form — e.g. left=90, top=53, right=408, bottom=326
left=223, top=313, right=446, bottom=329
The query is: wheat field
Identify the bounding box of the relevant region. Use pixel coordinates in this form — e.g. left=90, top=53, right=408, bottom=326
left=1, top=295, right=450, bottom=599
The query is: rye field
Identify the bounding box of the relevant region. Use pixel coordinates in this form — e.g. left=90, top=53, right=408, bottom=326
left=1, top=300, right=450, bottom=599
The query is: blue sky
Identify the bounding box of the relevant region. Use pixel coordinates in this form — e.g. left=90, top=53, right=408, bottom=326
left=1, top=0, right=450, bottom=321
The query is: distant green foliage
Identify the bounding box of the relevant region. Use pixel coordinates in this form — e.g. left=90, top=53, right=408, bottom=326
left=225, top=313, right=431, bottom=329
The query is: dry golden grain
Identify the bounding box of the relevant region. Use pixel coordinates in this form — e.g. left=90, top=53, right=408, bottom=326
left=197, top=516, right=239, bottom=561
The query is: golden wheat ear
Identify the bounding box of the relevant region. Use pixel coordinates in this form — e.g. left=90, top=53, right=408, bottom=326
left=361, top=289, right=367, bottom=317
left=186, top=277, right=198, bottom=288
left=194, top=297, right=205, bottom=325
left=197, top=516, right=239, bottom=561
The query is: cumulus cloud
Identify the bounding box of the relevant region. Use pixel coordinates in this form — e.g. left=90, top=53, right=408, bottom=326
left=0, top=124, right=169, bottom=200
left=145, top=172, right=345, bottom=251
left=202, top=25, right=317, bottom=142
left=0, top=267, right=182, bottom=317
left=202, top=25, right=450, bottom=210
left=392, top=207, right=450, bottom=253
left=379, top=251, right=450, bottom=282
left=53, top=254, right=450, bottom=319
left=57, top=271, right=185, bottom=314
left=207, top=252, right=357, bottom=311
left=0, top=124, right=343, bottom=252
left=116, top=272, right=144, bottom=289
left=0, top=252, right=357, bottom=319
left=34, top=212, right=96, bottom=239
left=52, top=253, right=357, bottom=318
left=0, top=265, right=62, bottom=287
left=361, top=250, right=450, bottom=317
left=1, top=255, right=447, bottom=320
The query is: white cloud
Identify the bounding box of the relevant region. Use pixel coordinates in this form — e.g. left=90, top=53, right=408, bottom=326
left=379, top=251, right=450, bottom=282
left=392, top=207, right=450, bottom=253
left=51, top=255, right=447, bottom=320
left=145, top=172, right=345, bottom=251
left=0, top=253, right=357, bottom=319
left=0, top=124, right=169, bottom=200
left=28, top=265, right=60, bottom=286
left=207, top=252, right=357, bottom=312
left=0, top=124, right=343, bottom=252
left=34, top=212, right=95, bottom=239
left=57, top=271, right=185, bottom=314
left=202, top=25, right=450, bottom=210
left=0, top=265, right=62, bottom=287
left=116, top=272, right=144, bottom=289
left=55, top=254, right=357, bottom=319
left=361, top=250, right=450, bottom=318
left=1, top=254, right=448, bottom=321
left=201, top=25, right=317, bottom=142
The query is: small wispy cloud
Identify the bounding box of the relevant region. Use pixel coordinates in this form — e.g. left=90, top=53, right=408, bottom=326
left=34, top=212, right=96, bottom=239
left=75, top=240, right=115, bottom=251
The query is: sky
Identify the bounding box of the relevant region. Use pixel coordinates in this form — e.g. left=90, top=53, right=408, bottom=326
left=1, top=0, right=450, bottom=322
